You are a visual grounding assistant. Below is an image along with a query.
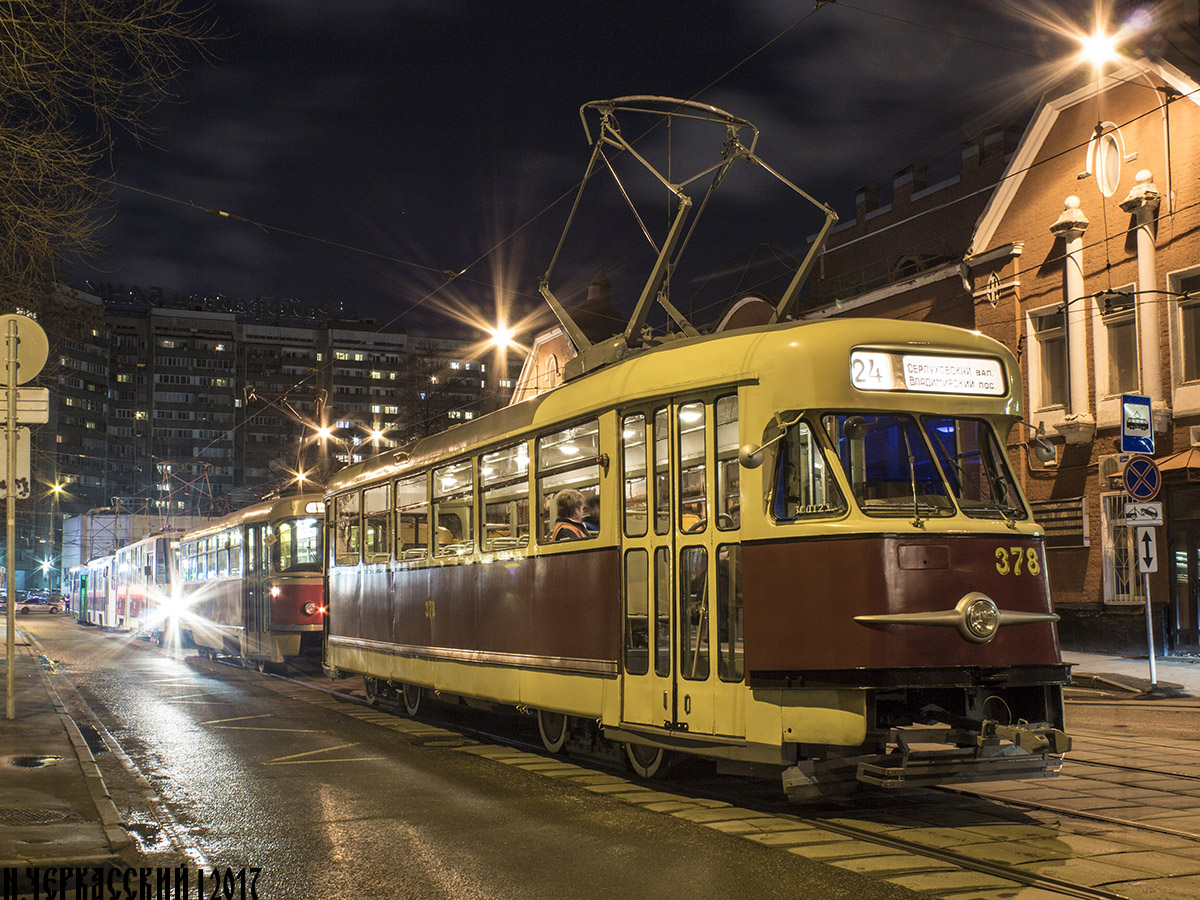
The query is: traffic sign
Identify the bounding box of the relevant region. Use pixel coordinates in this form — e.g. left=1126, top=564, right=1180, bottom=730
left=1122, top=393, right=1154, bottom=454
left=0, top=315, right=47, bottom=386
left=1124, top=500, right=1163, bottom=526
left=0, top=388, right=49, bottom=424
left=0, top=427, right=31, bottom=498
left=1123, top=455, right=1161, bottom=501
left=1136, top=526, right=1158, bottom=573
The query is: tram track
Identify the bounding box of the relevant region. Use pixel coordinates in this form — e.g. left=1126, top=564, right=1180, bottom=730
left=243, top=659, right=1176, bottom=900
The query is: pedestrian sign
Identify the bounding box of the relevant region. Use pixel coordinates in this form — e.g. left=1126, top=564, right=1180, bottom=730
left=1123, top=456, right=1161, bottom=501
left=1121, top=393, right=1154, bottom=454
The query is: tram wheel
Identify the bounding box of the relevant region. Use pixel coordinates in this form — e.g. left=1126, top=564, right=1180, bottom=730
left=537, top=710, right=568, bottom=754
left=625, top=742, right=668, bottom=778
left=364, top=676, right=381, bottom=706
left=401, top=682, right=422, bottom=717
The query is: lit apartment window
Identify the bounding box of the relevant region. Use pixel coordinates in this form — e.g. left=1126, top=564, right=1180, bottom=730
left=1030, top=308, right=1068, bottom=409
left=335, top=351, right=350, bottom=361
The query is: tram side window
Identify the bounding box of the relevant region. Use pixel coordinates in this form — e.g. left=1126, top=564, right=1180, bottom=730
left=654, top=409, right=670, bottom=535
left=363, top=484, right=392, bottom=562
left=396, top=474, right=430, bottom=560
left=333, top=491, right=361, bottom=566
left=482, top=443, right=530, bottom=551
left=433, top=460, right=474, bottom=556
left=715, top=395, right=739, bottom=531
left=678, top=402, right=708, bottom=533
left=772, top=421, right=847, bottom=521
left=622, top=414, right=648, bottom=538
left=623, top=550, right=649, bottom=675
left=228, top=529, right=243, bottom=578
left=921, top=416, right=1027, bottom=520
left=679, top=546, right=709, bottom=681
left=537, top=419, right=601, bottom=543
left=716, top=543, right=743, bottom=682
left=205, top=536, right=217, bottom=579
left=276, top=517, right=322, bottom=572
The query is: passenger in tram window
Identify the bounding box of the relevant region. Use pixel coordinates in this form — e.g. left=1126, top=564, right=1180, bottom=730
left=549, top=489, right=589, bottom=541
left=582, top=492, right=600, bottom=535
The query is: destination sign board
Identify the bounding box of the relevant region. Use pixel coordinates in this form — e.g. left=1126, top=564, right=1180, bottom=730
left=850, top=350, right=1006, bottom=397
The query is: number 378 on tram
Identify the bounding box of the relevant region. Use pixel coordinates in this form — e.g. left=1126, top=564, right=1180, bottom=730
left=324, top=317, right=1070, bottom=798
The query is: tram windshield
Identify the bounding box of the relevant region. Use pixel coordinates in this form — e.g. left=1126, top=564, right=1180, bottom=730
left=822, top=413, right=955, bottom=518
left=921, top=416, right=1027, bottom=520
left=274, top=516, right=323, bottom=573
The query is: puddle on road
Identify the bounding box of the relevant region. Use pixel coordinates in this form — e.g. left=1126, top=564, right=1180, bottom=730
left=126, top=821, right=168, bottom=853
left=8, top=755, right=63, bottom=768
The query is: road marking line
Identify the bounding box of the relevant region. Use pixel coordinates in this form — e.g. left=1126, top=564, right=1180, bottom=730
left=264, top=742, right=382, bottom=765
left=201, top=714, right=272, bottom=725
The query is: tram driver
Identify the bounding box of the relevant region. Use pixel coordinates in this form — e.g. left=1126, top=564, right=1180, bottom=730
left=549, top=489, right=591, bottom=541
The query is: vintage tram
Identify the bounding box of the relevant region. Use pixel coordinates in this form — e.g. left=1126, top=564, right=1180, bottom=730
left=83, top=554, right=117, bottom=629
left=323, top=317, right=1071, bottom=797
left=178, top=494, right=325, bottom=668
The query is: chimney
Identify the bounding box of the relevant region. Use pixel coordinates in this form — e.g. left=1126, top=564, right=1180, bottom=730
left=892, top=162, right=928, bottom=207
left=855, top=182, right=880, bottom=225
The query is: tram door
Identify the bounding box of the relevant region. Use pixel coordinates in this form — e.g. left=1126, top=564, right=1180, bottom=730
left=620, top=398, right=745, bottom=739
left=245, top=525, right=267, bottom=657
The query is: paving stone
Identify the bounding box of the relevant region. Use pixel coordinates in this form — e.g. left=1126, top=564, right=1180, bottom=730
left=1015, top=856, right=1158, bottom=885
left=788, top=839, right=888, bottom=861
left=609, top=790, right=687, bottom=804
left=886, top=870, right=1017, bottom=892
left=958, top=842, right=1073, bottom=866
left=1098, top=850, right=1200, bottom=878
left=1109, top=873, right=1200, bottom=899
left=1088, top=786, right=1176, bottom=801
left=672, top=806, right=773, bottom=824
left=958, top=823, right=1063, bottom=842
left=744, top=829, right=846, bottom=848
left=936, top=887, right=1067, bottom=900
left=830, top=852, right=960, bottom=876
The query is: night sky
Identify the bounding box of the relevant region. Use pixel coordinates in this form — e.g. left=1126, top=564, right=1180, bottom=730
left=76, top=1, right=1091, bottom=337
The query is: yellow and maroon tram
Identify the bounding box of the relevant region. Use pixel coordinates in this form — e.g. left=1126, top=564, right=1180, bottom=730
left=324, top=317, right=1070, bottom=796
left=179, top=494, right=325, bottom=669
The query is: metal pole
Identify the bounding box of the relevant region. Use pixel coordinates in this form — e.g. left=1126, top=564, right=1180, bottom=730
left=5, top=319, right=17, bottom=719
left=1144, top=570, right=1157, bottom=687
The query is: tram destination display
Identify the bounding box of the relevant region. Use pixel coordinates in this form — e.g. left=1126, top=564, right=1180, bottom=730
left=850, top=350, right=1005, bottom=396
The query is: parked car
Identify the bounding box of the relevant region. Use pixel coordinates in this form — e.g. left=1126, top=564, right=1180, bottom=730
left=0, top=593, right=61, bottom=614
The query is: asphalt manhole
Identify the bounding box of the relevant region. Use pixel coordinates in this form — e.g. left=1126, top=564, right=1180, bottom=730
left=8, top=755, right=63, bottom=768
left=0, top=808, right=84, bottom=826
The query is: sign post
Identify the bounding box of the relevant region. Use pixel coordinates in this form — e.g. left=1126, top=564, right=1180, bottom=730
left=2, top=314, right=47, bottom=720
left=1123, top=453, right=1162, bottom=689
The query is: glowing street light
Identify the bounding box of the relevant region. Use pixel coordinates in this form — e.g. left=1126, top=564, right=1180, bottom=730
left=488, top=323, right=518, bottom=350
left=1080, top=29, right=1120, bottom=67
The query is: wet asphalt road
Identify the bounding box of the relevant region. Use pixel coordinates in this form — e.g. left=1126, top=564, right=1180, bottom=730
left=23, top=616, right=924, bottom=900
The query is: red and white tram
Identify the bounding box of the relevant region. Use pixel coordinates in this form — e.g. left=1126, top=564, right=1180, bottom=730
left=179, top=494, right=325, bottom=668
left=113, top=531, right=183, bottom=639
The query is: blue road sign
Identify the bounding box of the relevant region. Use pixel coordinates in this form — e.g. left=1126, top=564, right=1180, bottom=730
left=1121, top=393, right=1154, bottom=454
left=1123, top=455, right=1161, bottom=501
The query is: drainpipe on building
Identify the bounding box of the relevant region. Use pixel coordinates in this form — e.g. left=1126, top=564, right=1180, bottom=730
left=1120, top=169, right=1165, bottom=411
left=1049, top=196, right=1096, bottom=444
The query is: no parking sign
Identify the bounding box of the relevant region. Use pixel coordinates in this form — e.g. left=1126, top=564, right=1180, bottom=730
left=1123, top=455, right=1161, bottom=502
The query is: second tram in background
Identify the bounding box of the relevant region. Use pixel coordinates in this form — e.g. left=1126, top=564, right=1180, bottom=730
left=177, top=494, right=325, bottom=669
left=80, top=532, right=183, bottom=635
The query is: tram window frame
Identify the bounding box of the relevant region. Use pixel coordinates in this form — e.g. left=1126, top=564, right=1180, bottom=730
left=537, top=418, right=601, bottom=545
left=770, top=419, right=848, bottom=522
left=395, top=473, right=431, bottom=560
left=921, top=416, right=1028, bottom=520
left=716, top=543, right=743, bottom=682
left=228, top=529, right=243, bottom=578
left=333, top=491, right=362, bottom=566
left=362, top=483, right=392, bottom=562
left=433, top=459, right=475, bottom=556
left=654, top=408, right=670, bottom=536
left=715, top=395, right=740, bottom=531
left=678, top=401, right=708, bottom=534
left=622, top=413, right=648, bottom=538
left=823, top=412, right=955, bottom=518
left=276, top=516, right=323, bottom=572
left=678, top=545, right=710, bottom=681
left=623, top=549, right=650, bottom=676
left=481, top=442, right=531, bottom=552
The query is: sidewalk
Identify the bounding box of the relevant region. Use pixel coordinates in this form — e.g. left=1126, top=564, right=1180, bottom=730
left=0, top=619, right=127, bottom=879
left=1064, top=649, right=1200, bottom=698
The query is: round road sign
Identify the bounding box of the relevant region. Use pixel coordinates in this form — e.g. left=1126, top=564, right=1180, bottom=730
left=1123, top=455, right=1161, bottom=501
left=0, top=314, right=47, bottom=386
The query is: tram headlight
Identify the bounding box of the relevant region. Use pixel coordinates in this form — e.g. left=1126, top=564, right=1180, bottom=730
left=962, top=595, right=1000, bottom=642
left=303, top=601, right=319, bottom=616
left=270, top=584, right=281, bottom=599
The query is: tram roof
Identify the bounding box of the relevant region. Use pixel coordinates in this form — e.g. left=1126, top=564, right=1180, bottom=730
left=328, top=317, right=1018, bottom=497
left=180, top=493, right=326, bottom=542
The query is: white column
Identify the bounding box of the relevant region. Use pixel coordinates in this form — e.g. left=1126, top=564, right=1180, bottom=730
left=1121, top=169, right=1163, bottom=404
left=1050, top=196, right=1091, bottom=419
